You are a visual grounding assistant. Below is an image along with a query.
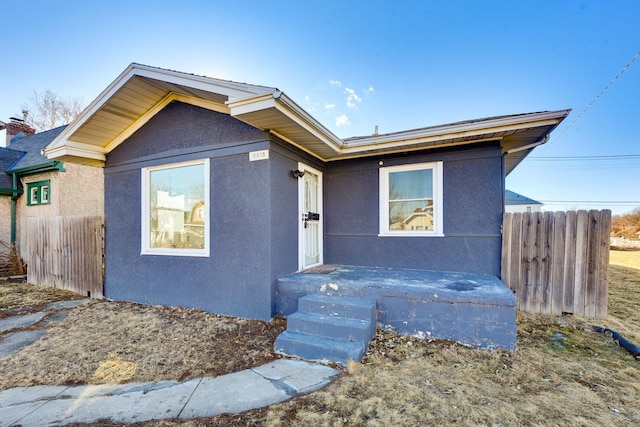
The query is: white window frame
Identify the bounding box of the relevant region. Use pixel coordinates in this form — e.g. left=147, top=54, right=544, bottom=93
left=141, top=158, right=210, bottom=257
left=379, top=161, right=444, bottom=237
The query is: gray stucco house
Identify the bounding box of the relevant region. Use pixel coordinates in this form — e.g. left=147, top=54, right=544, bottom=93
left=45, top=64, right=569, bottom=362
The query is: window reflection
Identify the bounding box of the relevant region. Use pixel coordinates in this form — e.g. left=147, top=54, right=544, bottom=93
left=149, top=163, right=205, bottom=249
left=388, top=169, right=434, bottom=231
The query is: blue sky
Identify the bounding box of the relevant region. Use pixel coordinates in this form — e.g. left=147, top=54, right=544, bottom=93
left=1, top=1, right=638, bottom=214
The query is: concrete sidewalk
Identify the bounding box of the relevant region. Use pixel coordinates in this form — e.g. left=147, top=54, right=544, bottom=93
left=0, top=299, right=92, bottom=358
left=0, top=359, right=340, bottom=426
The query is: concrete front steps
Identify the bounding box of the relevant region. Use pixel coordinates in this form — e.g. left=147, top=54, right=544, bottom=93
left=274, top=294, right=377, bottom=366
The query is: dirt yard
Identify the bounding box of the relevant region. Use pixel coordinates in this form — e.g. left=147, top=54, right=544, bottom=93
left=1, top=250, right=639, bottom=426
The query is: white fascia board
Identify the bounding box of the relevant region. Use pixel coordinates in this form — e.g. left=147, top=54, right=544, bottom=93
left=275, top=93, right=344, bottom=152
left=131, top=64, right=273, bottom=100
left=325, top=137, right=502, bottom=162
left=228, top=92, right=344, bottom=153
left=46, top=64, right=142, bottom=154
left=47, top=63, right=269, bottom=157
left=269, top=129, right=331, bottom=161
left=342, top=110, right=571, bottom=153
left=227, top=92, right=278, bottom=115
left=44, top=141, right=106, bottom=164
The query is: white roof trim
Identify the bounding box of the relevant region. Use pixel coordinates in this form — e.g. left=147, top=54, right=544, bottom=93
left=227, top=92, right=344, bottom=153
left=343, top=111, right=567, bottom=149
left=44, top=141, right=107, bottom=163
left=44, top=63, right=570, bottom=170
left=45, top=63, right=271, bottom=163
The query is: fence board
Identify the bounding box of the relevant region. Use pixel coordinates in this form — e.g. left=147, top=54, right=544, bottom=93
left=596, top=211, right=611, bottom=318
left=523, top=212, right=537, bottom=313
left=562, top=211, right=577, bottom=313
left=501, top=212, right=513, bottom=291
left=26, top=216, right=104, bottom=298
left=501, top=210, right=610, bottom=318
left=510, top=212, right=523, bottom=298
left=550, top=211, right=566, bottom=314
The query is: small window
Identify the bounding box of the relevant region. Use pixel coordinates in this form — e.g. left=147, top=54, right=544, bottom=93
left=141, top=159, right=210, bottom=257
left=26, top=180, right=51, bottom=206
left=379, top=162, right=443, bottom=236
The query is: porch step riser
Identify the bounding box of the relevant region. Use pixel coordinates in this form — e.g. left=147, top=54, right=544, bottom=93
left=275, top=294, right=377, bottom=366
left=275, top=331, right=368, bottom=366
left=287, top=312, right=375, bottom=342
left=298, top=294, right=377, bottom=324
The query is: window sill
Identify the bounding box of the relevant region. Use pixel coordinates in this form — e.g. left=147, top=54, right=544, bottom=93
left=378, top=232, right=445, bottom=238
left=141, top=249, right=210, bottom=257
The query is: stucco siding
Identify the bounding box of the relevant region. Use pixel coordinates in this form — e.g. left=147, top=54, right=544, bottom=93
left=106, top=100, right=267, bottom=165
left=104, top=101, right=283, bottom=320
left=57, top=163, right=104, bottom=217
left=267, top=142, right=324, bottom=314
left=0, top=197, right=10, bottom=248
left=323, top=143, right=504, bottom=276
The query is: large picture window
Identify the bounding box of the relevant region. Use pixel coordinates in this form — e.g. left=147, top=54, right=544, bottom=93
left=141, top=159, right=210, bottom=256
left=379, top=162, right=443, bottom=236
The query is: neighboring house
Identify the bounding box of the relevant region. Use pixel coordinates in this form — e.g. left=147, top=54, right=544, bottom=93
left=43, top=64, right=569, bottom=355
left=0, top=120, right=104, bottom=260
left=504, top=189, right=543, bottom=213
left=392, top=203, right=434, bottom=231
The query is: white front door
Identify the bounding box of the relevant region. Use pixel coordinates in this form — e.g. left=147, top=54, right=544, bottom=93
left=298, top=163, right=323, bottom=270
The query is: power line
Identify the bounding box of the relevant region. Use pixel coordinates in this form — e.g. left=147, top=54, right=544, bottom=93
left=540, top=200, right=640, bottom=205
left=529, top=154, right=640, bottom=161
left=549, top=51, right=640, bottom=145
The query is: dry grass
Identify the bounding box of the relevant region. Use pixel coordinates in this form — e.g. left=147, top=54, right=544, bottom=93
left=0, top=284, right=286, bottom=389
left=1, top=251, right=639, bottom=426
left=610, top=247, right=640, bottom=270
left=0, top=279, right=84, bottom=318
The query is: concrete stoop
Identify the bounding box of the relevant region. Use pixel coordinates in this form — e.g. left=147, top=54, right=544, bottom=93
left=274, top=294, right=376, bottom=366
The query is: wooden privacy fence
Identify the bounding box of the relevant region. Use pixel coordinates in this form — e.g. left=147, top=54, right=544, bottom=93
left=25, top=216, right=104, bottom=298
left=501, top=210, right=611, bottom=318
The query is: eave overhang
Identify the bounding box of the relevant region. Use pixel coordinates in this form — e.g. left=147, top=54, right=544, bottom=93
left=7, top=161, right=66, bottom=177
left=44, top=63, right=570, bottom=175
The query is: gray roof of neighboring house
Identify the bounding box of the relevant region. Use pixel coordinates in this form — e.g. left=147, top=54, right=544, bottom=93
left=505, top=190, right=543, bottom=206
left=5, top=125, right=67, bottom=173
left=0, top=147, right=25, bottom=189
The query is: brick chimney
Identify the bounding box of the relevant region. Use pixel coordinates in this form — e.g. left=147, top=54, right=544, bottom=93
left=5, top=111, right=36, bottom=145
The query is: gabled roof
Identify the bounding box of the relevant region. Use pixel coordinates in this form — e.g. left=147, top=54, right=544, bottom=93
left=45, top=63, right=570, bottom=174
left=5, top=126, right=67, bottom=175
left=505, top=190, right=543, bottom=206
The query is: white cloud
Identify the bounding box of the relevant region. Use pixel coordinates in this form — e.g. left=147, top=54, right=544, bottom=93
left=367, top=85, right=375, bottom=92
left=345, top=87, right=362, bottom=109
left=329, top=80, right=342, bottom=87
left=324, top=102, right=336, bottom=110
left=335, top=114, right=350, bottom=127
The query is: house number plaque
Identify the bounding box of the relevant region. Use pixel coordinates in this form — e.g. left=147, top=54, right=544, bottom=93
left=249, top=150, right=269, bottom=161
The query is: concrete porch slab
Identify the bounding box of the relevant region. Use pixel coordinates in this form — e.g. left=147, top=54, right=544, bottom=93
left=277, top=265, right=517, bottom=351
